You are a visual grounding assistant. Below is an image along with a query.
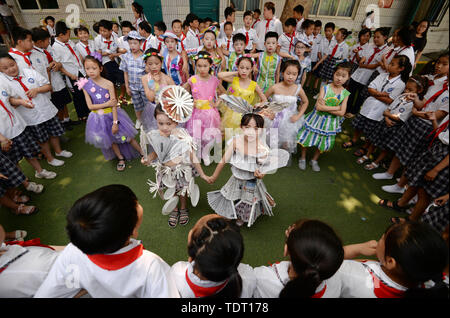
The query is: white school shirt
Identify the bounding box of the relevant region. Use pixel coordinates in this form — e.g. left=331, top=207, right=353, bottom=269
left=30, top=46, right=50, bottom=82
left=52, top=39, right=86, bottom=78
left=184, top=28, right=201, bottom=51
left=219, top=20, right=235, bottom=40
left=34, top=239, right=180, bottom=298
left=219, top=36, right=234, bottom=53
left=327, top=41, right=350, bottom=62
left=349, top=42, right=370, bottom=64
left=45, top=45, right=66, bottom=92
left=0, top=245, right=58, bottom=298
left=278, top=33, right=297, bottom=55
left=255, top=17, right=283, bottom=50
left=170, top=261, right=256, bottom=298
left=378, top=45, right=415, bottom=76
left=310, top=33, right=323, bottom=62
left=75, top=40, right=95, bottom=59
left=319, top=36, right=337, bottom=58
left=0, top=83, right=27, bottom=139
left=141, top=34, right=157, bottom=52
left=253, top=261, right=343, bottom=298
left=387, top=94, right=415, bottom=123
left=420, top=75, right=449, bottom=122
left=351, top=43, right=388, bottom=85
left=296, top=18, right=304, bottom=34
left=177, top=33, right=187, bottom=53
left=296, top=31, right=314, bottom=47
left=117, top=35, right=131, bottom=54
left=438, top=114, right=449, bottom=145
left=1, top=68, right=58, bottom=126
left=360, top=73, right=405, bottom=121
left=47, top=25, right=56, bottom=37
left=93, top=32, right=118, bottom=51
left=8, top=48, right=34, bottom=71
left=236, top=27, right=258, bottom=51
left=335, top=260, right=408, bottom=298
left=96, top=36, right=120, bottom=65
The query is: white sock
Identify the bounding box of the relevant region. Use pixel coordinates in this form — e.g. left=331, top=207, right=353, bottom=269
left=63, top=118, right=70, bottom=123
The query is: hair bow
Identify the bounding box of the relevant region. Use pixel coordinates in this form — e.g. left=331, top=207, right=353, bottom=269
left=90, top=51, right=102, bottom=63
left=74, top=77, right=89, bottom=90
left=239, top=54, right=256, bottom=66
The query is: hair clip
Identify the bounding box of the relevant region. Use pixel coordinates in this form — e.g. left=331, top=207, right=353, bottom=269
left=143, top=52, right=162, bottom=60
left=240, top=54, right=256, bottom=66
left=89, top=52, right=102, bottom=63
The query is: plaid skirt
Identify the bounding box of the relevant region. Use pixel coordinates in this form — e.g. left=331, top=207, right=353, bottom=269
left=386, top=116, right=434, bottom=166
left=405, top=140, right=449, bottom=199
left=367, top=119, right=404, bottom=150
left=0, top=153, right=26, bottom=197
left=312, top=61, right=322, bottom=77
left=421, top=201, right=449, bottom=234
left=359, top=70, right=380, bottom=102
left=318, top=57, right=339, bottom=82
left=28, top=116, right=65, bottom=143
left=351, top=114, right=380, bottom=136
left=0, top=128, right=41, bottom=164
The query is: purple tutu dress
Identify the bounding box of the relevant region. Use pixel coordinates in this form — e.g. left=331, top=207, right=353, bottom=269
left=83, top=78, right=139, bottom=161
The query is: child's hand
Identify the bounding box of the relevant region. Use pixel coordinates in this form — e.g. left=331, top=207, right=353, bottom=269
left=384, top=117, right=394, bottom=127
left=425, top=168, right=439, bottom=181
left=26, top=88, right=39, bottom=99
left=0, top=173, right=8, bottom=180
left=404, top=92, right=417, bottom=101
left=434, top=194, right=449, bottom=206
left=0, top=138, right=12, bottom=152
left=69, top=73, right=78, bottom=81
left=358, top=240, right=378, bottom=256
left=254, top=170, right=265, bottom=179
left=425, top=112, right=437, bottom=121
left=126, top=86, right=132, bottom=97
left=290, top=113, right=301, bottom=123
left=112, top=123, right=119, bottom=135
left=20, top=99, right=34, bottom=109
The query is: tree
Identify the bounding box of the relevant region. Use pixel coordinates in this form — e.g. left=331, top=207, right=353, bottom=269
left=280, top=0, right=312, bottom=24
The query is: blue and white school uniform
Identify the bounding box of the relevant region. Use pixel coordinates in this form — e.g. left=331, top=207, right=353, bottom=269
left=236, top=27, right=258, bottom=52
left=278, top=32, right=297, bottom=56
left=0, top=84, right=40, bottom=164
left=1, top=68, right=64, bottom=144
left=0, top=152, right=26, bottom=198
left=253, top=261, right=343, bottom=298
left=119, top=51, right=147, bottom=112
left=310, top=33, right=323, bottom=64
left=34, top=239, right=180, bottom=298
left=170, top=261, right=256, bottom=298
left=8, top=48, right=34, bottom=71
left=29, top=46, right=52, bottom=100
left=348, top=42, right=370, bottom=74
left=352, top=73, right=405, bottom=137
left=184, top=28, right=201, bottom=52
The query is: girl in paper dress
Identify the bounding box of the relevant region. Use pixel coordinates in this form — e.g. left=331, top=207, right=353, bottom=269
left=140, top=86, right=210, bottom=228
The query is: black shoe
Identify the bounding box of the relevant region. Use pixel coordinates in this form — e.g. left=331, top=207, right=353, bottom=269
left=69, top=119, right=82, bottom=126
left=62, top=122, right=73, bottom=131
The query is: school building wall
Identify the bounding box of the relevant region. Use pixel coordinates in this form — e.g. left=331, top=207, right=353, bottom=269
left=6, top=0, right=449, bottom=54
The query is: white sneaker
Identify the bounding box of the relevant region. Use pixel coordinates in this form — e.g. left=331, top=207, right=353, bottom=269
left=382, top=184, right=405, bottom=194
left=55, top=150, right=73, bottom=158
left=47, top=158, right=65, bottom=167
left=135, top=119, right=142, bottom=129
left=310, top=160, right=320, bottom=172
left=298, top=159, right=306, bottom=170
left=25, top=182, right=44, bottom=194
left=372, top=172, right=393, bottom=180
left=408, top=194, right=418, bottom=205
left=35, top=169, right=57, bottom=179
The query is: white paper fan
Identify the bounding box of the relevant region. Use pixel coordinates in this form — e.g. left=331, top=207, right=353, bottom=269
left=219, top=94, right=254, bottom=115
left=159, top=85, right=194, bottom=123
left=162, top=196, right=179, bottom=215
left=257, top=101, right=291, bottom=115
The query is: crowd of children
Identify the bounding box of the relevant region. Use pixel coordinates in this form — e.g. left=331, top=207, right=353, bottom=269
left=0, top=1, right=448, bottom=298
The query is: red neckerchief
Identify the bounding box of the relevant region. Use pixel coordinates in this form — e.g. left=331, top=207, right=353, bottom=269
left=285, top=33, right=295, bottom=53
left=364, top=265, right=405, bottom=298
left=103, top=40, right=113, bottom=50
left=84, top=44, right=91, bottom=56
left=0, top=99, right=15, bottom=126
left=33, top=47, right=54, bottom=64
left=13, top=76, right=32, bottom=101
left=87, top=244, right=144, bottom=271
left=142, top=39, right=147, bottom=51
left=265, top=18, right=272, bottom=33
left=227, top=38, right=231, bottom=51
left=423, top=80, right=449, bottom=108
left=328, top=43, right=339, bottom=60
left=427, top=119, right=449, bottom=148
left=5, top=238, right=55, bottom=250
left=351, top=46, right=363, bottom=63
left=252, top=18, right=260, bottom=28
left=65, top=43, right=81, bottom=66
left=245, top=31, right=249, bottom=46
left=9, top=48, right=32, bottom=67
left=367, top=46, right=382, bottom=64
left=311, top=285, right=327, bottom=298
left=185, top=269, right=228, bottom=298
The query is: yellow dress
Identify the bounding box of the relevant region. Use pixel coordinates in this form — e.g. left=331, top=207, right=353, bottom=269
left=221, top=77, right=257, bottom=139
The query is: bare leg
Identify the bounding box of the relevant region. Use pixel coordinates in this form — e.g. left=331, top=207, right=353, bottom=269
left=409, top=188, right=431, bottom=221
left=373, top=150, right=389, bottom=165
left=135, top=110, right=142, bottom=121
left=398, top=186, right=419, bottom=207
left=39, top=141, right=56, bottom=162
left=0, top=190, right=19, bottom=210
left=24, top=158, right=44, bottom=173
left=129, top=139, right=144, bottom=156
left=111, top=143, right=124, bottom=160
left=180, top=195, right=187, bottom=210
left=386, top=156, right=402, bottom=175
left=312, top=148, right=321, bottom=161
left=49, top=136, right=63, bottom=154
left=397, top=173, right=408, bottom=188
left=301, top=147, right=307, bottom=160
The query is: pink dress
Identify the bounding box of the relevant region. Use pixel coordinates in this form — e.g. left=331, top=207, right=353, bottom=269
left=185, top=75, right=222, bottom=149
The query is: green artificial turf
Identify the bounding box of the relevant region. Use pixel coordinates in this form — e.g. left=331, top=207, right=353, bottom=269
left=0, top=91, right=405, bottom=267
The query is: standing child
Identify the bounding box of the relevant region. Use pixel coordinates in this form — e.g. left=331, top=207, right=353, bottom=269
left=75, top=25, right=95, bottom=62
left=52, top=21, right=90, bottom=121
left=305, top=20, right=323, bottom=91
left=277, top=18, right=297, bottom=58
left=160, top=31, right=188, bottom=85
left=188, top=28, right=225, bottom=77
left=80, top=56, right=145, bottom=171
left=184, top=13, right=200, bottom=52
left=119, top=31, right=147, bottom=129
left=297, top=62, right=352, bottom=172
left=170, top=214, right=256, bottom=297
left=44, top=16, right=56, bottom=43
left=30, top=27, right=57, bottom=96
left=314, top=28, right=350, bottom=90
left=311, top=22, right=336, bottom=96
left=266, top=60, right=309, bottom=156
left=9, top=27, right=34, bottom=71
left=219, top=7, right=236, bottom=40
left=254, top=32, right=282, bottom=93
left=218, top=55, right=267, bottom=137
left=153, top=21, right=167, bottom=52
left=237, top=11, right=258, bottom=54
left=349, top=55, right=411, bottom=162
left=183, top=51, right=226, bottom=166
left=117, top=21, right=134, bottom=54
left=140, top=101, right=210, bottom=228
left=292, top=39, right=312, bottom=87
left=206, top=111, right=289, bottom=227
left=225, top=33, right=246, bottom=72
left=348, top=28, right=372, bottom=75
left=138, top=21, right=156, bottom=52
left=295, top=19, right=315, bottom=49
left=0, top=54, right=72, bottom=167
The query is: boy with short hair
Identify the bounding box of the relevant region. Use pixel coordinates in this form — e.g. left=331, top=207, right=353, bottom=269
left=219, top=21, right=235, bottom=56
left=226, top=33, right=246, bottom=72
left=75, top=25, right=95, bottom=61
left=139, top=21, right=155, bottom=52
left=253, top=31, right=282, bottom=93
left=117, top=21, right=135, bottom=54
left=255, top=2, right=283, bottom=52
left=237, top=10, right=258, bottom=53
left=198, top=18, right=206, bottom=34
left=112, top=22, right=120, bottom=37
left=153, top=21, right=167, bottom=52
left=9, top=26, right=34, bottom=71
left=252, top=9, right=261, bottom=28
left=277, top=17, right=297, bottom=56
left=293, top=4, right=304, bottom=33
left=172, top=19, right=185, bottom=52
left=184, top=13, right=200, bottom=51
left=306, top=20, right=323, bottom=91
left=30, top=27, right=57, bottom=84
left=219, top=7, right=236, bottom=39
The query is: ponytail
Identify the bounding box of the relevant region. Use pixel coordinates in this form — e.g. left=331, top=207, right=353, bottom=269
left=339, top=28, right=351, bottom=40
left=213, top=270, right=243, bottom=298
left=404, top=276, right=449, bottom=299
left=394, top=55, right=412, bottom=83
left=279, top=267, right=322, bottom=298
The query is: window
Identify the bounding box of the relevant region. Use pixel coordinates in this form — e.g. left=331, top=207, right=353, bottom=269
left=427, top=0, right=449, bottom=27
left=16, top=0, right=59, bottom=10
left=230, top=0, right=261, bottom=12
left=84, top=0, right=125, bottom=9
left=310, top=0, right=358, bottom=17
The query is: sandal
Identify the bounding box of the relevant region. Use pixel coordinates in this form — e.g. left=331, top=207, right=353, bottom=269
left=13, top=193, right=30, bottom=204
left=353, top=148, right=367, bottom=157
left=179, top=209, right=190, bottom=226
left=13, top=204, right=38, bottom=216
left=364, top=162, right=379, bottom=171
left=25, top=182, right=44, bottom=194
left=378, top=199, right=407, bottom=213
left=13, top=230, right=27, bottom=241
left=356, top=155, right=369, bottom=165
left=168, top=209, right=180, bottom=228
left=342, top=141, right=355, bottom=149
left=117, top=158, right=126, bottom=172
